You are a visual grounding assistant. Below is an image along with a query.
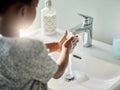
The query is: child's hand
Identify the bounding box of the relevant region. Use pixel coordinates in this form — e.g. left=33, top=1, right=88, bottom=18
left=57, top=31, right=68, bottom=52
left=63, top=35, right=79, bottom=53
left=57, top=30, right=79, bottom=53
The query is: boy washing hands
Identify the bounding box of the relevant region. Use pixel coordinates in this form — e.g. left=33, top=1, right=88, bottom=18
left=0, top=0, right=79, bottom=90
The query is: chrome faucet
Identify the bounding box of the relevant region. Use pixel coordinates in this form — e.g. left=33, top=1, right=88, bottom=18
left=70, top=13, right=93, bottom=47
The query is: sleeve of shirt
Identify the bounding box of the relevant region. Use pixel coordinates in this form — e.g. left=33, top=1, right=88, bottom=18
left=9, top=38, right=58, bottom=84
left=32, top=40, right=58, bottom=83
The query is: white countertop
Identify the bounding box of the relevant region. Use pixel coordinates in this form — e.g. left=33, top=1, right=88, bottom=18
left=22, top=28, right=120, bottom=64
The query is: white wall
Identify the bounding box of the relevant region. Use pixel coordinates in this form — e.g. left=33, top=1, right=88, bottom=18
left=31, top=0, right=120, bottom=45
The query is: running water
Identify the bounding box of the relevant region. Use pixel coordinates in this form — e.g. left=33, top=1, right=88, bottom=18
left=62, top=32, right=89, bottom=83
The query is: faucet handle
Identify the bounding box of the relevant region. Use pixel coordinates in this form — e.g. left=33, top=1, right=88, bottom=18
left=78, top=13, right=93, bottom=19
left=78, top=13, right=93, bottom=24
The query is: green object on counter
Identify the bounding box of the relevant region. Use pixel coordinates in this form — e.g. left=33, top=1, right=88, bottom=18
left=112, top=36, right=120, bottom=59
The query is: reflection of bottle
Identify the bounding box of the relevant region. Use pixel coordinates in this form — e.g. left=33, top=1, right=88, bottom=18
left=41, top=0, right=56, bottom=35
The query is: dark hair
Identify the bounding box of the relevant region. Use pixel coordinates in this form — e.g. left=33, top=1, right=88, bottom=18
left=0, top=0, right=33, bottom=14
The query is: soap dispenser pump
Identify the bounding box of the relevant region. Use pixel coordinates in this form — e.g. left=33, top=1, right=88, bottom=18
left=41, top=0, right=56, bottom=35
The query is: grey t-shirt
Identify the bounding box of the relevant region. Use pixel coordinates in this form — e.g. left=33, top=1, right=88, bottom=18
left=0, top=37, right=58, bottom=90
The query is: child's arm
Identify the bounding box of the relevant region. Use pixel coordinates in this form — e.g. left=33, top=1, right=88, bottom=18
left=53, top=35, right=79, bottom=79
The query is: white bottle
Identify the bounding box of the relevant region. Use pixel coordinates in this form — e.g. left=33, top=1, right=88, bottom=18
left=41, top=0, right=56, bottom=35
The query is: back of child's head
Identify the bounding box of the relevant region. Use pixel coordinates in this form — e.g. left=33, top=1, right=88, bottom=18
left=0, top=0, right=32, bottom=14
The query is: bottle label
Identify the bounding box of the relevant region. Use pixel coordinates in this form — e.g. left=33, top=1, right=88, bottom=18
left=42, top=14, right=56, bottom=34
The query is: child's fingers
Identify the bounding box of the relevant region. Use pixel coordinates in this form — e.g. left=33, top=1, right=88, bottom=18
left=59, top=30, right=68, bottom=43
left=72, top=37, right=79, bottom=43
left=68, top=36, right=74, bottom=42
left=63, top=30, right=68, bottom=37
left=67, top=35, right=79, bottom=45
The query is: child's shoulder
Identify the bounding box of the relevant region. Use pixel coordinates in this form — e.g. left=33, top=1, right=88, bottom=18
left=0, top=37, right=45, bottom=53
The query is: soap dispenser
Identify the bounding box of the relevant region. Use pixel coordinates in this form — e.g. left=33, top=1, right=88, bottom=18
left=41, top=0, right=56, bottom=35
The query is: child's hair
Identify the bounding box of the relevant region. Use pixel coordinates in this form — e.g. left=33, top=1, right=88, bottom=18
left=0, top=0, right=32, bottom=14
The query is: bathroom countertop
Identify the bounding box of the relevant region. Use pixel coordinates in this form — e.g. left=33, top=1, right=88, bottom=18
left=22, top=28, right=119, bottom=64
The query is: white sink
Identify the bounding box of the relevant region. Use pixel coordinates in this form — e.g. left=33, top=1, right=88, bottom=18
left=21, top=29, right=120, bottom=90
left=48, top=40, right=120, bottom=90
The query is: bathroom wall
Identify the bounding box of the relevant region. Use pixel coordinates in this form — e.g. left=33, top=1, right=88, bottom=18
left=31, top=0, right=120, bottom=45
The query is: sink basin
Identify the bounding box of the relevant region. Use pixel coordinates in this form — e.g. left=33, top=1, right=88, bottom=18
left=21, top=29, right=120, bottom=90
left=48, top=41, right=120, bottom=90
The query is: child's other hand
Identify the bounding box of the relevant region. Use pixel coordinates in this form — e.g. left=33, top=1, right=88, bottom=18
left=57, top=30, right=79, bottom=53
left=57, top=30, right=68, bottom=52
left=63, top=35, right=79, bottom=53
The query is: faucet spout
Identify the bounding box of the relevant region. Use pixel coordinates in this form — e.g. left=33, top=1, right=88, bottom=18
left=69, top=13, right=93, bottom=48
left=70, top=24, right=92, bottom=34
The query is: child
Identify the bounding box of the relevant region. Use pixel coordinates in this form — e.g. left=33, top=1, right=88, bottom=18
left=0, top=0, right=79, bottom=90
